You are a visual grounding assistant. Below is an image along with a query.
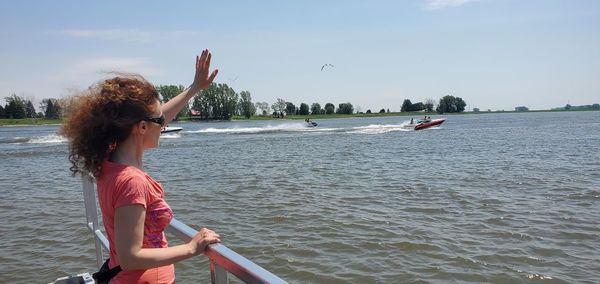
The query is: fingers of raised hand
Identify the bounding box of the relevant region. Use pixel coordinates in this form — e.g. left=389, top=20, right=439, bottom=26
left=207, top=70, right=218, bottom=83
left=205, top=52, right=211, bottom=70
left=197, top=49, right=209, bottom=71
left=200, top=49, right=208, bottom=62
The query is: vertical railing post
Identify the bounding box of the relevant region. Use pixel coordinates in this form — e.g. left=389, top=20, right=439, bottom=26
left=210, top=261, right=229, bottom=284
left=81, top=173, right=104, bottom=267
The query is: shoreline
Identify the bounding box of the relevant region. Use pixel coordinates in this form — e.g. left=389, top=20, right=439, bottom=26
left=0, top=118, right=62, bottom=127
left=1, top=109, right=597, bottom=126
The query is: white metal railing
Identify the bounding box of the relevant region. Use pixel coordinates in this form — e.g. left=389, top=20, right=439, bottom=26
left=81, top=174, right=287, bottom=284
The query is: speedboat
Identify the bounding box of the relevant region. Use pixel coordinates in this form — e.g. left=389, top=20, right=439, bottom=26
left=306, top=121, right=318, bottom=127
left=403, top=118, right=446, bottom=130
left=161, top=126, right=183, bottom=134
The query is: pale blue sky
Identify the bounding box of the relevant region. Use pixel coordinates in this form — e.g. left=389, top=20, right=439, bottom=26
left=1, top=0, right=599, bottom=112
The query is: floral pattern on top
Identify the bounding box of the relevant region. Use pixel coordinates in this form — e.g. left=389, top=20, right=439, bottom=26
left=144, top=200, right=174, bottom=248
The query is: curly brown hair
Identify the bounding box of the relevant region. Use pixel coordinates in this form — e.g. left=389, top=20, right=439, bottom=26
left=60, top=74, right=160, bottom=177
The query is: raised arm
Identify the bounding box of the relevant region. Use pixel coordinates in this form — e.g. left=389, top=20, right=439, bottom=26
left=161, top=49, right=218, bottom=124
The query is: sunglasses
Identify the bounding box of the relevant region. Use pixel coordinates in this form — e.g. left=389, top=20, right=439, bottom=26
left=142, top=114, right=165, bottom=127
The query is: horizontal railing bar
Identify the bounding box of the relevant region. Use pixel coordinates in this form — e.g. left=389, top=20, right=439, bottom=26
left=166, top=218, right=287, bottom=284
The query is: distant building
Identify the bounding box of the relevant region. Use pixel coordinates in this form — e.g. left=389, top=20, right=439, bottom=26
left=515, top=106, right=529, bottom=112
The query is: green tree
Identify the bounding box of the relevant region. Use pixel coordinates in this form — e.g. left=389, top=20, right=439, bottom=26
left=592, top=104, right=600, bottom=110
left=156, top=85, right=186, bottom=120
left=4, top=94, right=26, bottom=119
left=401, top=99, right=412, bottom=112
left=157, top=84, right=185, bottom=102
left=192, top=83, right=238, bottom=120
left=25, top=100, right=36, bottom=118
left=310, top=103, right=322, bottom=115
left=324, top=103, right=335, bottom=114
left=255, top=102, right=269, bottom=115
left=39, top=100, right=48, bottom=118
left=271, top=98, right=287, bottom=117
left=0, top=104, right=4, bottom=118
left=47, top=99, right=58, bottom=119
left=436, top=95, right=467, bottom=114
left=193, top=83, right=217, bottom=119
left=298, top=103, right=309, bottom=115
left=455, top=97, right=466, bottom=112
left=55, top=97, right=69, bottom=118
left=411, top=102, right=425, bottom=111
left=217, top=83, right=238, bottom=119
left=424, top=98, right=436, bottom=112
left=239, top=91, right=256, bottom=118
left=336, top=103, right=354, bottom=114
left=285, top=102, right=297, bottom=115
left=366, top=109, right=371, bottom=114
left=42, top=99, right=60, bottom=119
left=379, top=108, right=385, bottom=113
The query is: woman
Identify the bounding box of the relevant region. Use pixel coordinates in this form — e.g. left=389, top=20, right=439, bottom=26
left=61, top=49, right=220, bottom=283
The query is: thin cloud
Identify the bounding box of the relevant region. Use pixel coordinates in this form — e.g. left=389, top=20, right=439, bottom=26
left=57, top=29, right=204, bottom=43
left=423, top=0, right=477, bottom=10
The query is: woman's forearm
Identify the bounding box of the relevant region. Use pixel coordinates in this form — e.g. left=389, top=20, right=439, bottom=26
left=161, top=87, right=197, bottom=124
left=119, top=243, right=195, bottom=270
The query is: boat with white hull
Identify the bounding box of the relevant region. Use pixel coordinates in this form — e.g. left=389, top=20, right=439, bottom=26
left=161, top=126, right=183, bottom=134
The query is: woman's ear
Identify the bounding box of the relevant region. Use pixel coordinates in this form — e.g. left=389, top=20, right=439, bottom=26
left=134, top=121, right=147, bottom=135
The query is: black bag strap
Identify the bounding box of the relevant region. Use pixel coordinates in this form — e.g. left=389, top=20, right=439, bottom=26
left=92, top=258, right=122, bottom=283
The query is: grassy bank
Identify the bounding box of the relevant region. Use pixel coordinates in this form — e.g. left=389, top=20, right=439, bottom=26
left=0, top=118, right=62, bottom=126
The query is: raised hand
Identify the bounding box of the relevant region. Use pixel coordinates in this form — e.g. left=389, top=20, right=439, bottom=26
left=190, top=49, right=218, bottom=94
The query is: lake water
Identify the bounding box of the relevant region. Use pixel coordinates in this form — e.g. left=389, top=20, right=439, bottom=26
left=1, top=111, right=599, bottom=283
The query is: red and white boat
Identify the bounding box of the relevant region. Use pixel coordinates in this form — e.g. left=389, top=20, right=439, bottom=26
left=404, top=118, right=446, bottom=130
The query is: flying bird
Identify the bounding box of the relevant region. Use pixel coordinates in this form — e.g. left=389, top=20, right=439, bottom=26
left=321, top=64, right=334, bottom=71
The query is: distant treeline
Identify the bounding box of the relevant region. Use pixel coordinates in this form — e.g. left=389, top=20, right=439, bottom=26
left=13, top=83, right=597, bottom=121
left=0, top=85, right=467, bottom=121
left=401, top=95, right=466, bottom=114
left=514, top=103, right=600, bottom=112
left=553, top=104, right=600, bottom=111
left=0, top=94, right=63, bottom=119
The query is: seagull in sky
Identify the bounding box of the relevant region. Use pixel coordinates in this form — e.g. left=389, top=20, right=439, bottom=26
left=321, top=63, right=334, bottom=71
